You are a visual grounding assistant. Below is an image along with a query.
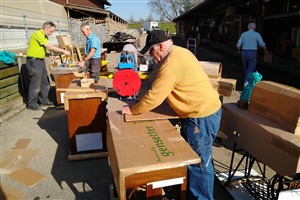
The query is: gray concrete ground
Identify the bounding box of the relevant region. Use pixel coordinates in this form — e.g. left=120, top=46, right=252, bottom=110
left=1, top=34, right=299, bottom=200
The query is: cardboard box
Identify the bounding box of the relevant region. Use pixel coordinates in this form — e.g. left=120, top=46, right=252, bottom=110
left=0, top=139, right=46, bottom=190
left=249, top=81, right=300, bottom=135
left=80, top=78, right=94, bottom=88
left=63, top=79, right=108, bottom=110
left=264, top=52, right=273, bottom=63
left=220, top=103, right=300, bottom=176
left=209, top=78, right=237, bottom=96
left=107, top=112, right=200, bottom=199
left=199, top=61, right=222, bottom=79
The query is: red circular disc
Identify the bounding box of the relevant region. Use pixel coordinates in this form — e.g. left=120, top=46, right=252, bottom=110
left=112, top=69, right=141, bottom=97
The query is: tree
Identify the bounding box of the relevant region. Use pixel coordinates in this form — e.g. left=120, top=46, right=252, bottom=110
left=146, top=13, right=154, bottom=21
left=129, top=14, right=135, bottom=24
left=139, top=17, right=144, bottom=24
left=147, top=0, right=201, bottom=21
left=159, top=15, right=165, bottom=22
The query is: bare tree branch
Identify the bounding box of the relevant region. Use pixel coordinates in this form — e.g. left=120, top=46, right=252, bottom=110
left=147, top=0, right=196, bottom=21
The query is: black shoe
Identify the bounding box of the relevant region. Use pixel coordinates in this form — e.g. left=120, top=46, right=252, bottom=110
left=39, top=102, right=54, bottom=107
left=27, top=105, right=41, bottom=111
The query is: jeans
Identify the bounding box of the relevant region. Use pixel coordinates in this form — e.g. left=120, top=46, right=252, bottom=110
left=241, top=50, right=257, bottom=86
left=180, top=108, right=221, bottom=200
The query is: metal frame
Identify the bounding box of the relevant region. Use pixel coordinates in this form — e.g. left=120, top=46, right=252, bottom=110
left=224, top=142, right=299, bottom=200
left=187, top=38, right=197, bottom=55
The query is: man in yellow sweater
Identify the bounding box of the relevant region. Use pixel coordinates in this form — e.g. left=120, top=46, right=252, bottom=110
left=122, top=30, right=222, bottom=200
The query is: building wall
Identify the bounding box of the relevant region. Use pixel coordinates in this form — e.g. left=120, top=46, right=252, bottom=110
left=0, top=0, right=69, bottom=52
left=174, top=0, right=300, bottom=52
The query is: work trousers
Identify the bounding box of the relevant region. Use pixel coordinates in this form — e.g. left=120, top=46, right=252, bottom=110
left=26, top=59, right=50, bottom=107
left=241, top=50, right=257, bottom=86
left=88, top=58, right=101, bottom=76
left=180, top=108, right=222, bottom=200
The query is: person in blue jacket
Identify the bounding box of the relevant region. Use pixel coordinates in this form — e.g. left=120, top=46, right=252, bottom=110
left=236, top=22, right=268, bottom=87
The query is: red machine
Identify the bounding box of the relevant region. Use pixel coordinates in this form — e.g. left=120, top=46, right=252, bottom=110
left=112, top=52, right=141, bottom=100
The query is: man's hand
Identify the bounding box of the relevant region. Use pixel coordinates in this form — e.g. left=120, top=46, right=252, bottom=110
left=122, top=105, right=132, bottom=115
left=49, top=55, right=56, bottom=60
left=77, top=60, right=85, bottom=68
left=63, top=50, right=71, bottom=56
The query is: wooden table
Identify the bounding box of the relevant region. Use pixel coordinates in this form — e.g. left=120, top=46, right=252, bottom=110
left=64, top=79, right=108, bottom=161
left=107, top=112, right=200, bottom=200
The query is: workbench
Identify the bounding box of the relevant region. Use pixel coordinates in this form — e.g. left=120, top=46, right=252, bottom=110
left=107, top=111, right=200, bottom=200
left=64, top=78, right=108, bottom=161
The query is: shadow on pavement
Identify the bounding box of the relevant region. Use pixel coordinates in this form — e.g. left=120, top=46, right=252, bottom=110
left=37, top=107, right=113, bottom=199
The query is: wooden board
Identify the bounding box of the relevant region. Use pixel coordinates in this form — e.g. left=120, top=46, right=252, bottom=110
left=56, top=35, right=72, bottom=49
left=75, top=44, right=83, bottom=61
left=124, top=101, right=178, bottom=122
left=68, top=151, right=108, bottom=161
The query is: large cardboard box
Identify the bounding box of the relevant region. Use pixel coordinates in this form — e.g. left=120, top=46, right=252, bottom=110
left=209, top=78, right=237, bottom=96
left=107, top=112, right=200, bottom=199
left=199, top=61, right=222, bottom=79
left=249, top=81, right=300, bottom=136
left=220, top=103, right=300, bottom=176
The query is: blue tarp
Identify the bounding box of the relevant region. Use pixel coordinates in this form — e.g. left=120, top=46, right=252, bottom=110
left=0, top=50, right=16, bottom=64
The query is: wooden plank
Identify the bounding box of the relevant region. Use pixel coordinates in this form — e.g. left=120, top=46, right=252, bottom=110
left=0, top=60, right=18, bottom=69
left=0, top=84, right=19, bottom=99
left=56, top=35, right=72, bottom=49
left=0, top=66, right=19, bottom=79
left=0, top=93, right=21, bottom=104
left=75, top=44, right=83, bottom=61
left=0, top=75, right=19, bottom=89
left=124, top=101, right=178, bottom=122
left=56, top=87, right=117, bottom=92
left=68, top=151, right=108, bottom=161
left=64, top=91, right=108, bottom=110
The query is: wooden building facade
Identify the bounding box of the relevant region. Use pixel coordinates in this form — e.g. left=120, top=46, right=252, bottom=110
left=173, top=0, right=300, bottom=58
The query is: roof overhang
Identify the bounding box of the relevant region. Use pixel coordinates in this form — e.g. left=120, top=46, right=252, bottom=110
left=173, top=0, right=215, bottom=22
left=173, top=0, right=256, bottom=22
left=102, top=0, right=112, bottom=6
left=65, top=3, right=109, bottom=17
